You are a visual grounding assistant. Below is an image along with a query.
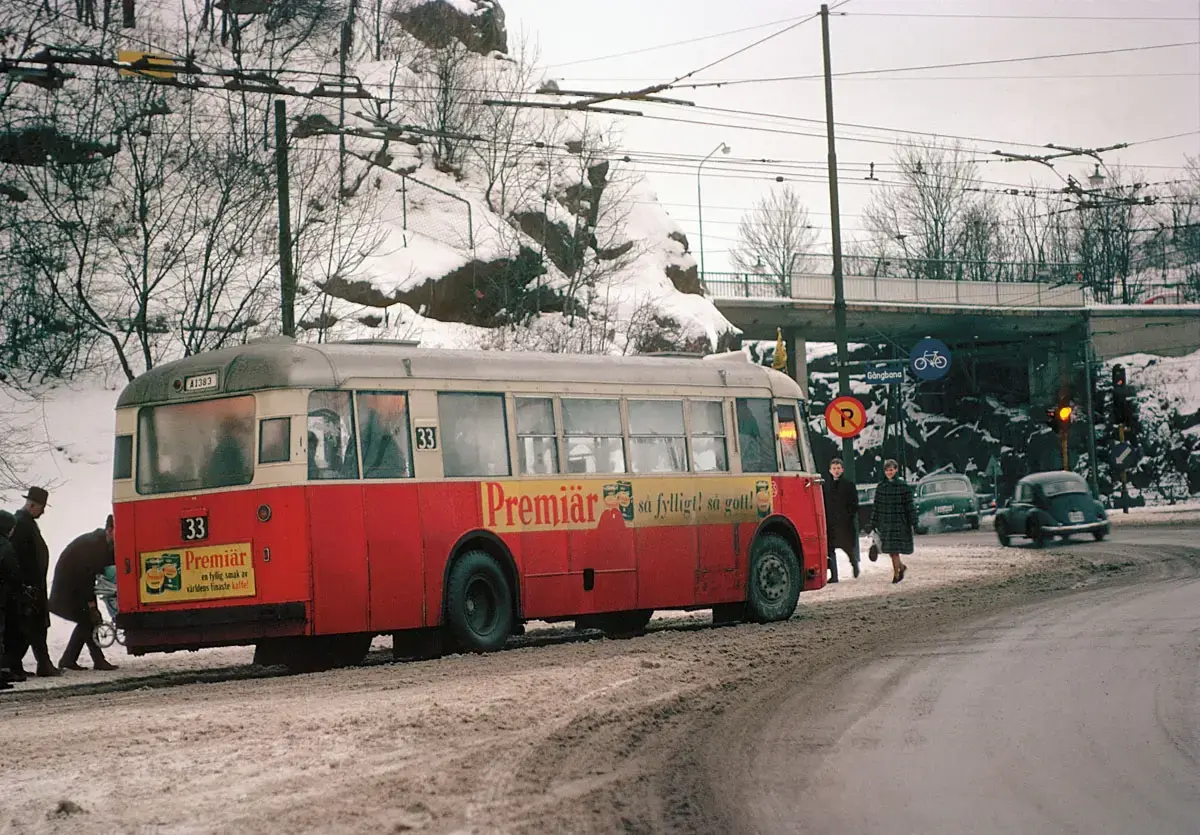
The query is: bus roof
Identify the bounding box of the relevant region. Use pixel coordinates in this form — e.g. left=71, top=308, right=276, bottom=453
left=116, top=338, right=805, bottom=407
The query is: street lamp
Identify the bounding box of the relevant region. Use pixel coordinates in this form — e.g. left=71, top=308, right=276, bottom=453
left=1087, top=163, right=1105, bottom=189
left=696, top=142, right=731, bottom=284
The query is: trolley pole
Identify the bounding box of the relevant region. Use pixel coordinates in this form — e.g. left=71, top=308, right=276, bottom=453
left=275, top=99, right=296, bottom=338
left=821, top=4, right=854, bottom=479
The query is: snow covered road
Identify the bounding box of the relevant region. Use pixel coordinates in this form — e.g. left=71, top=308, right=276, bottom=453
left=2, top=528, right=1198, bottom=834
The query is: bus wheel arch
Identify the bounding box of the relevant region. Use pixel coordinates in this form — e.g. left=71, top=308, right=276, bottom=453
left=442, top=532, right=519, bottom=652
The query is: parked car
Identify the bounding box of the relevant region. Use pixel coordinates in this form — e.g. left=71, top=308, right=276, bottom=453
left=976, top=491, right=998, bottom=516
left=914, top=473, right=980, bottom=533
left=994, top=471, right=1109, bottom=548
left=856, top=483, right=877, bottom=531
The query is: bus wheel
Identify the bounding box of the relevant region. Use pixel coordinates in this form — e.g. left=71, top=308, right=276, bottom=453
left=595, top=609, right=653, bottom=639
left=446, top=550, right=513, bottom=652
left=746, top=534, right=802, bottom=623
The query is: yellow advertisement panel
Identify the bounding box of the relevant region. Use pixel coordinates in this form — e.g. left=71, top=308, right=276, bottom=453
left=138, top=542, right=256, bottom=605
left=481, top=476, right=774, bottom=534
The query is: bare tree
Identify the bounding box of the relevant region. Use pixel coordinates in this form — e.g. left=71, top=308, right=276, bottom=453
left=174, top=139, right=278, bottom=354
left=470, top=39, right=545, bottom=214
left=863, top=140, right=1000, bottom=281
left=730, top=184, right=818, bottom=294
left=1072, top=166, right=1149, bottom=304
left=410, top=40, right=485, bottom=174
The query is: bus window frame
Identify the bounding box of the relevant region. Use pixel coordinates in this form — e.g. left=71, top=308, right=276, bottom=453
left=355, top=390, right=415, bottom=480
left=135, top=394, right=257, bottom=495
left=627, top=397, right=689, bottom=475
left=733, top=396, right=780, bottom=475
left=560, top=395, right=628, bottom=475
left=437, top=390, right=512, bottom=479
left=513, top=394, right=561, bottom=476
left=307, top=389, right=361, bottom=481
left=686, top=398, right=729, bottom=473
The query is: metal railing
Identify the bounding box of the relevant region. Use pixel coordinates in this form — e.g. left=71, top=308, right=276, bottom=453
left=704, top=267, right=1086, bottom=307
left=398, top=174, right=474, bottom=251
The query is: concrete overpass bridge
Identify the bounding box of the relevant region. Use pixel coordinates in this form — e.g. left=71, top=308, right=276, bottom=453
left=706, top=269, right=1200, bottom=401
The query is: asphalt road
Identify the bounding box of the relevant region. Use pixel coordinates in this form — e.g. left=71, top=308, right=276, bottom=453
left=743, top=527, right=1200, bottom=835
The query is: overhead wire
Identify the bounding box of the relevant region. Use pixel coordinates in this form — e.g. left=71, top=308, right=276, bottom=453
left=667, top=41, right=1200, bottom=90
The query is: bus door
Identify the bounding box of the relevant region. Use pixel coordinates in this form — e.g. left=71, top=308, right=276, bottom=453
left=306, top=391, right=370, bottom=635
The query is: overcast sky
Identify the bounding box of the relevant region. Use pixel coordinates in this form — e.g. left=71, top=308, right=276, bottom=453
left=499, top=0, right=1200, bottom=272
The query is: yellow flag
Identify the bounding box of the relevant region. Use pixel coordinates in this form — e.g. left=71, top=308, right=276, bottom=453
left=772, top=327, right=788, bottom=371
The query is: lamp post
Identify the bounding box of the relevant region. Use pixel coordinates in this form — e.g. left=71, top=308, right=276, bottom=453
left=696, top=142, right=730, bottom=286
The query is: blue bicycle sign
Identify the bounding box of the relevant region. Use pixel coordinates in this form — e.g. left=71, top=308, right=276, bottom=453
left=909, top=338, right=952, bottom=381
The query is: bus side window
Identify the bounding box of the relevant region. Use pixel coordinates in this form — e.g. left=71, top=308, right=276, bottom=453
left=629, top=400, right=687, bottom=473
left=776, top=402, right=804, bottom=472
left=562, top=398, right=625, bottom=474
left=689, top=400, right=728, bottom=472
left=438, top=392, right=511, bottom=477
left=516, top=397, right=558, bottom=475
left=356, top=392, right=412, bottom=479
left=113, top=434, right=134, bottom=480
left=258, top=417, right=291, bottom=464
left=736, top=398, right=778, bottom=473
left=307, top=391, right=360, bottom=480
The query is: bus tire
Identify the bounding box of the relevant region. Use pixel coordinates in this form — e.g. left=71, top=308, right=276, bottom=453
left=445, top=550, right=513, bottom=653
left=595, top=609, right=653, bottom=639
left=746, top=533, right=802, bottom=624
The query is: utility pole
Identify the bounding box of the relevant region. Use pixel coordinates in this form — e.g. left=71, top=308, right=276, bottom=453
left=338, top=20, right=352, bottom=198
left=821, top=4, right=854, bottom=480
left=274, top=99, right=295, bottom=338
left=1082, top=315, right=1100, bottom=499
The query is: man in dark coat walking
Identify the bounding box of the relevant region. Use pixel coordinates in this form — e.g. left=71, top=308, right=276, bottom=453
left=869, top=459, right=917, bottom=583
left=49, top=513, right=119, bottom=671
left=0, top=510, right=22, bottom=688
left=7, top=486, right=59, bottom=677
left=822, top=458, right=860, bottom=582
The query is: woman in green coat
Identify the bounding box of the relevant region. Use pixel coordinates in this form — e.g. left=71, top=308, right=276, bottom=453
left=869, top=459, right=917, bottom=583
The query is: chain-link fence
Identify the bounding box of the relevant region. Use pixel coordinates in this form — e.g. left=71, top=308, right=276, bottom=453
left=398, top=174, right=474, bottom=252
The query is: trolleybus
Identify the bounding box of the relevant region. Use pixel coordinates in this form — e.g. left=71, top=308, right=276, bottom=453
left=112, top=339, right=827, bottom=670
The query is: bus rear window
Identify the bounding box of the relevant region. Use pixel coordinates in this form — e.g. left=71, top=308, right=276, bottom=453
left=136, top=396, right=255, bottom=494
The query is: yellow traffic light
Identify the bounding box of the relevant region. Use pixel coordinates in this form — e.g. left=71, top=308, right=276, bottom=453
left=1057, top=405, right=1072, bottom=422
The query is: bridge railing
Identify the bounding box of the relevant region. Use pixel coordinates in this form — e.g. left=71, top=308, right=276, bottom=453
left=704, top=260, right=1086, bottom=307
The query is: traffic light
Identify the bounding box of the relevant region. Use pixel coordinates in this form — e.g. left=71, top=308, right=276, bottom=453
left=1112, top=364, right=1135, bottom=428
left=1046, top=402, right=1073, bottom=434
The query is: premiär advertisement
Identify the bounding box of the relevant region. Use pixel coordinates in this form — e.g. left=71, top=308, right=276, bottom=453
left=138, top=542, right=257, bottom=604
left=481, top=477, right=775, bottom=534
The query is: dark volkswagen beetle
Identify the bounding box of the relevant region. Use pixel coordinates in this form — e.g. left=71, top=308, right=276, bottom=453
left=994, top=472, right=1110, bottom=547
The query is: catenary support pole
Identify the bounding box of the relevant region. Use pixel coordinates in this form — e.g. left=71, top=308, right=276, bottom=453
left=275, top=99, right=295, bottom=338
left=1082, top=316, right=1100, bottom=498
left=821, top=4, right=855, bottom=479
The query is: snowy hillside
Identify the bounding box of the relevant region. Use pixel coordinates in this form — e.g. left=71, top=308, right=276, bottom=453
left=0, top=0, right=732, bottom=386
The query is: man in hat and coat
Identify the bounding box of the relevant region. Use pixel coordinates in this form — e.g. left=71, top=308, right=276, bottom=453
left=0, top=509, right=22, bottom=688
left=49, top=513, right=119, bottom=671
left=822, top=457, right=860, bottom=582
left=7, top=486, right=60, bottom=677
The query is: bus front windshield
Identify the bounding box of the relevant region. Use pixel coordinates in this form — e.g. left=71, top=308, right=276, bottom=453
left=136, top=396, right=256, bottom=494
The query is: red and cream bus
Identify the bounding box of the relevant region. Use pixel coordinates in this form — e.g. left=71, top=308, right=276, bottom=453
left=111, top=339, right=827, bottom=670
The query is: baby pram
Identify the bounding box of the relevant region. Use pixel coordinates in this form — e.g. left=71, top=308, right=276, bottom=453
left=92, top=565, right=124, bottom=648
